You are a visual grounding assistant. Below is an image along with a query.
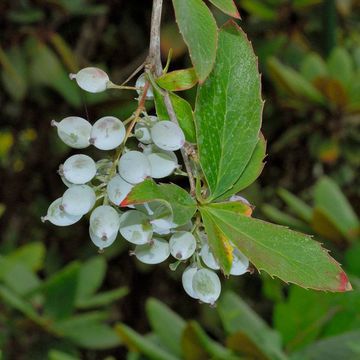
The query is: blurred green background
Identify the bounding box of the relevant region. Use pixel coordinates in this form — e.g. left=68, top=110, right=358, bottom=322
left=0, top=0, right=359, bottom=359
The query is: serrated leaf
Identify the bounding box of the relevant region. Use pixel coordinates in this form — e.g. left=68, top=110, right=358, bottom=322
left=157, top=68, right=197, bottom=91
left=203, top=206, right=351, bottom=292
left=115, top=323, right=179, bottom=360
left=121, top=179, right=196, bottom=227
left=208, top=0, right=240, bottom=18
left=217, top=134, right=267, bottom=200
left=195, top=21, right=263, bottom=200
left=146, top=298, right=186, bottom=357
left=172, top=0, right=218, bottom=82
left=314, top=177, right=359, bottom=242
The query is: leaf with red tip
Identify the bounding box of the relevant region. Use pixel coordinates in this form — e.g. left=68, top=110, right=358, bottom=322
left=202, top=205, right=352, bottom=292
left=208, top=0, right=241, bottom=19
left=121, top=179, right=196, bottom=227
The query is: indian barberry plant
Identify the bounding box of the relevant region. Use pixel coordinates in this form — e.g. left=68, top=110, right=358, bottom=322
left=42, top=0, right=351, bottom=305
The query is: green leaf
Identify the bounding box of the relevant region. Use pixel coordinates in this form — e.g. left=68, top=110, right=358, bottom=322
left=75, top=256, right=107, bottom=305
left=208, top=0, right=240, bottom=18
left=115, top=323, right=179, bottom=360
left=327, top=47, right=354, bottom=89
left=195, top=21, right=263, bottom=200
left=146, top=298, right=186, bottom=357
left=203, top=206, right=351, bottom=291
left=290, top=331, right=360, bottom=360
left=170, top=93, right=196, bottom=143
left=277, top=188, right=313, bottom=223
left=157, top=68, right=198, bottom=91
left=240, top=0, right=277, bottom=20
left=172, top=0, right=218, bottom=82
left=218, top=292, right=286, bottom=360
left=43, top=262, right=80, bottom=320
left=200, top=208, right=234, bottom=275
left=0, top=45, right=28, bottom=101
left=7, top=242, right=45, bottom=271
left=182, top=321, right=239, bottom=360
left=0, top=285, right=44, bottom=325
left=77, top=287, right=128, bottom=309
left=122, top=179, right=196, bottom=227
left=153, top=88, right=196, bottom=143
left=300, top=53, right=328, bottom=82
left=27, top=38, right=82, bottom=107
left=261, top=204, right=312, bottom=233
left=55, top=312, right=120, bottom=349
left=48, top=350, right=80, bottom=360
left=217, top=134, right=267, bottom=200
left=314, top=177, right=359, bottom=242
left=267, top=57, right=325, bottom=104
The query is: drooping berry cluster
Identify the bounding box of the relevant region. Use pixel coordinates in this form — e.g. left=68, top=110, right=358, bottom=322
left=43, top=67, right=249, bottom=305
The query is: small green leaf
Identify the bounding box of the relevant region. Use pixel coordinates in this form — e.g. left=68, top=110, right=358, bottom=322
left=0, top=285, right=44, bottom=325
left=146, top=298, right=186, bottom=357
left=200, top=208, right=234, bottom=275
left=75, top=256, right=107, bottom=305
left=290, top=331, right=360, bottom=360
left=218, top=291, right=286, bottom=360
left=300, top=53, right=328, bottom=82
left=43, top=262, right=80, bottom=320
left=170, top=93, right=196, bottom=143
left=267, top=57, right=325, bottom=104
left=122, top=179, right=196, bottom=227
left=217, top=134, right=267, bottom=200
left=172, top=0, right=218, bottom=82
left=157, top=68, right=197, bottom=91
left=208, top=0, right=240, bottom=18
left=327, top=47, right=354, bottom=89
left=195, top=21, right=263, bottom=200
left=262, top=204, right=312, bottom=233
left=77, top=287, right=128, bottom=309
left=48, top=350, right=80, bottom=360
left=182, top=321, right=239, bottom=360
left=7, top=242, right=45, bottom=272
left=277, top=188, right=313, bottom=223
left=115, top=323, right=179, bottom=360
left=204, top=206, right=352, bottom=292
left=314, top=177, right=359, bottom=242
left=55, top=312, right=120, bottom=349
left=153, top=87, right=196, bottom=143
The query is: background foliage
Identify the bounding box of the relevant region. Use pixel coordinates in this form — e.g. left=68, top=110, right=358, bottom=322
left=0, top=0, right=359, bottom=359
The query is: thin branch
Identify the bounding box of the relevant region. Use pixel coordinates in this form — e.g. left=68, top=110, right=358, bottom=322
left=148, top=0, right=197, bottom=196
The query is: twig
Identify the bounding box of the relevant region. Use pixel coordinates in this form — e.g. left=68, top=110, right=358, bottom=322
left=148, top=0, right=197, bottom=196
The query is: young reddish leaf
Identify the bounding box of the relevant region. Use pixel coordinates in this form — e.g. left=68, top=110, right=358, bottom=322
left=172, top=0, right=218, bottom=82
left=208, top=0, right=240, bottom=19
left=204, top=205, right=352, bottom=292
left=157, top=68, right=198, bottom=91
left=121, top=179, right=196, bottom=227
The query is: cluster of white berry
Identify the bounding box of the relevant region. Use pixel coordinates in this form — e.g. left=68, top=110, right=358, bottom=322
left=42, top=67, right=249, bottom=305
